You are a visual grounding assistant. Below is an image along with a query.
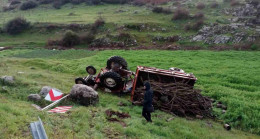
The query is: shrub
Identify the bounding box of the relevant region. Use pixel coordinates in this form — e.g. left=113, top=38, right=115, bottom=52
left=39, top=0, right=53, bottom=4
left=79, top=33, right=95, bottom=44
left=2, top=5, right=17, bottom=12
left=10, top=0, right=21, bottom=5
left=152, top=7, right=172, bottom=14
left=90, top=0, right=102, bottom=5
left=230, top=0, right=240, bottom=6
left=251, top=44, right=259, bottom=50
left=101, top=0, right=128, bottom=4
left=194, top=12, right=204, bottom=19
left=91, top=18, right=105, bottom=31
left=192, top=20, right=204, bottom=31
left=47, top=39, right=61, bottom=46
left=52, top=0, right=69, bottom=9
left=184, top=24, right=192, bottom=31
left=249, top=0, right=259, bottom=7
left=196, top=2, right=205, bottom=9
left=4, top=17, right=30, bottom=35
left=71, top=0, right=85, bottom=5
left=172, top=8, right=190, bottom=20
left=20, top=1, right=38, bottom=10
left=210, top=2, right=219, bottom=8
left=118, top=32, right=131, bottom=40
left=61, top=30, right=80, bottom=47
left=132, top=0, right=145, bottom=6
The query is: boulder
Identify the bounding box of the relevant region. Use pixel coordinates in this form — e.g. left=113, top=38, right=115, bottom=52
left=28, top=94, right=42, bottom=102
left=70, top=84, right=99, bottom=106
left=0, top=76, right=15, bottom=84
left=192, top=35, right=204, bottom=41
left=39, top=86, right=62, bottom=97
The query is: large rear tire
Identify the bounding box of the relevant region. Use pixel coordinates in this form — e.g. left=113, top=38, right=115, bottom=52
left=100, top=72, right=123, bottom=90
left=107, top=56, right=128, bottom=70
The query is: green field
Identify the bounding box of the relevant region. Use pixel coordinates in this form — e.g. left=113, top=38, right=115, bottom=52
left=0, top=1, right=241, bottom=47
left=0, top=49, right=259, bottom=138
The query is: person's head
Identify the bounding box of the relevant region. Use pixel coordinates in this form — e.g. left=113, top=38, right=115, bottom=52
left=143, top=82, right=151, bottom=91
left=111, top=63, right=120, bottom=71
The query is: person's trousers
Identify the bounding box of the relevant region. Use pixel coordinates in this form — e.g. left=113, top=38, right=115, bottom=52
left=142, top=109, right=152, bottom=122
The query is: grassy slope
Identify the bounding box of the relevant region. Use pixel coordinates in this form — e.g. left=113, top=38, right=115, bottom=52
left=0, top=49, right=259, bottom=138
left=0, top=1, right=236, bottom=47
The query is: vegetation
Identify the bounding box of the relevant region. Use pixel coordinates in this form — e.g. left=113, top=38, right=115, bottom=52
left=20, top=1, right=38, bottom=11
left=62, top=30, right=81, bottom=47
left=172, top=8, right=190, bottom=20
left=4, top=17, right=30, bottom=35
left=0, top=49, right=260, bottom=138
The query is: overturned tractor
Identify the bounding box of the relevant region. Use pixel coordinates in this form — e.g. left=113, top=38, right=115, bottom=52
left=75, top=56, right=134, bottom=93
left=76, top=56, right=212, bottom=117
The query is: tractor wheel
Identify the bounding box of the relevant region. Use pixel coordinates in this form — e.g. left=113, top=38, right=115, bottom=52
left=86, top=66, right=96, bottom=75
left=107, top=56, right=128, bottom=70
left=100, top=72, right=123, bottom=90
left=75, top=78, right=87, bottom=85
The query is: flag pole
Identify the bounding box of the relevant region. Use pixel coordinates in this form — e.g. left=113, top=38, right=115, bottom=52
left=41, top=94, right=70, bottom=111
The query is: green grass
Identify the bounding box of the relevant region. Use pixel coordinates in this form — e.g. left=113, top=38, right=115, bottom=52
left=0, top=49, right=260, bottom=138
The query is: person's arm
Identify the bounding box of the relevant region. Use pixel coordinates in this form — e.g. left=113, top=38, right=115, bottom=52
left=143, top=93, right=148, bottom=105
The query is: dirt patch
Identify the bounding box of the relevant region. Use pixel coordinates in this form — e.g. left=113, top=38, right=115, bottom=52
left=105, top=109, right=130, bottom=127
left=133, top=80, right=213, bottom=118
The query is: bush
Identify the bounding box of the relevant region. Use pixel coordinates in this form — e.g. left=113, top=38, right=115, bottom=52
left=251, top=44, right=259, bottom=50
left=39, top=0, right=53, bottom=4
left=101, top=0, right=128, bottom=4
left=79, top=33, right=95, bottom=44
left=196, top=2, right=205, bottom=9
left=118, top=32, right=131, bottom=40
left=61, top=30, right=80, bottom=47
left=152, top=7, right=172, bottom=14
left=91, top=18, right=105, bottom=31
left=210, top=2, right=219, bottom=8
left=184, top=24, right=192, bottom=31
left=52, top=0, right=69, bottom=9
left=194, top=12, right=204, bottom=19
left=10, top=0, right=21, bottom=5
left=89, top=0, right=102, bottom=5
left=4, top=17, right=30, bottom=35
left=2, top=5, right=17, bottom=12
left=70, top=0, right=85, bottom=5
left=192, top=20, right=204, bottom=31
left=20, top=1, right=38, bottom=10
left=249, top=0, right=259, bottom=7
left=230, top=0, right=240, bottom=6
left=172, top=8, right=190, bottom=20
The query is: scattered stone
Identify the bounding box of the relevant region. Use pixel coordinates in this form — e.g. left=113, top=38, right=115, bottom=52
left=28, top=94, right=42, bottom=102
left=196, top=115, right=203, bottom=119
left=39, top=86, right=62, bottom=97
left=17, top=71, right=25, bottom=74
left=70, top=84, right=99, bottom=106
left=1, top=86, right=8, bottom=92
left=166, top=117, right=174, bottom=122
left=0, top=47, right=5, bottom=51
left=216, top=104, right=222, bottom=108
left=0, top=76, right=15, bottom=84
left=213, top=35, right=231, bottom=44
left=193, top=35, right=204, bottom=41
left=222, top=110, right=227, bottom=114
left=224, top=124, right=231, bottom=131
left=222, top=105, right=227, bottom=110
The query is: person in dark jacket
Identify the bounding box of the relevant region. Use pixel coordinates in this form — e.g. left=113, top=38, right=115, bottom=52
left=142, top=82, right=154, bottom=122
